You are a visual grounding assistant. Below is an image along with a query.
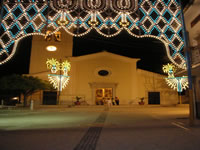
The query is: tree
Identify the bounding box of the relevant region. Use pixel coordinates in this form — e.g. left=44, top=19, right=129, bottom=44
left=0, top=74, right=53, bottom=106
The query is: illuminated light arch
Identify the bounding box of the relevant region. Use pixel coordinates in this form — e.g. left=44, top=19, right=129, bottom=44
left=0, top=0, right=186, bottom=69
left=0, top=32, right=45, bottom=65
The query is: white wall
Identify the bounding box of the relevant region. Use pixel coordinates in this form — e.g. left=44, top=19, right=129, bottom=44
left=69, top=52, right=138, bottom=105
left=185, top=0, right=200, bottom=44
left=137, top=69, right=178, bottom=105
left=29, top=45, right=178, bottom=106
left=29, top=30, right=73, bottom=74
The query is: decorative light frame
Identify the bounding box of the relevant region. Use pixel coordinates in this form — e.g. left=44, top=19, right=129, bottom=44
left=0, top=0, right=185, bottom=69
left=162, top=63, right=188, bottom=92
left=46, top=58, right=71, bottom=91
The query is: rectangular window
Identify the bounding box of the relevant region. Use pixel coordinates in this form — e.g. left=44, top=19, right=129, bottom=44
left=191, top=14, right=200, bottom=28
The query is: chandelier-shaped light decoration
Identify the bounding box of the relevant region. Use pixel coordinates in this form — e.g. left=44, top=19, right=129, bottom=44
left=46, top=58, right=71, bottom=91
left=51, top=0, right=78, bottom=12
left=162, top=63, right=188, bottom=93
left=0, top=0, right=186, bottom=69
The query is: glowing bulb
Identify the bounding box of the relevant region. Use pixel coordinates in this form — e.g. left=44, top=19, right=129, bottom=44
left=46, top=45, right=57, bottom=51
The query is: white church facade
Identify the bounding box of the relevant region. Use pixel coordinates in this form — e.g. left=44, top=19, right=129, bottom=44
left=29, top=32, right=178, bottom=106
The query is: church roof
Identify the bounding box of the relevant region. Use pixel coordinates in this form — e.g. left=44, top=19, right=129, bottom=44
left=70, top=51, right=140, bottom=63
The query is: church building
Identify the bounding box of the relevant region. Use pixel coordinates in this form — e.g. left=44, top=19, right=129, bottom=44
left=29, top=31, right=178, bottom=106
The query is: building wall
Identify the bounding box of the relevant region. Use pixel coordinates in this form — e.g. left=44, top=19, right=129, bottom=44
left=137, top=69, right=178, bottom=105
left=29, top=30, right=73, bottom=74
left=67, top=52, right=138, bottom=105
left=185, top=0, right=200, bottom=44
left=194, top=77, right=200, bottom=112
left=29, top=36, right=178, bottom=106
left=185, top=0, right=200, bottom=118
left=30, top=52, right=178, bottom=106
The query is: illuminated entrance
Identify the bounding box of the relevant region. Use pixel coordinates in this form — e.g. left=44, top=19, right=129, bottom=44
left=0, top=0, right=186, bottom=70
left=95, top=88, right=113, bottom=105
left=89, top=82, right=117, bottom=105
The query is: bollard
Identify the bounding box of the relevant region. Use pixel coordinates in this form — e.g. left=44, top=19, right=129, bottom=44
left=30, top=100, right=34, bottom=111
left=0, top=99, right=4, bottom=108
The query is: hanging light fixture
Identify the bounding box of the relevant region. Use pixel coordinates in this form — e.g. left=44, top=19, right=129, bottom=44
left=46, top=45, right=57, bottom=52
left=45, top=30, right=61, bottom=51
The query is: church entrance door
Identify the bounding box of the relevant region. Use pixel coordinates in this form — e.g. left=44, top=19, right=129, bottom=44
left=95, top=88, right=113, bottom=105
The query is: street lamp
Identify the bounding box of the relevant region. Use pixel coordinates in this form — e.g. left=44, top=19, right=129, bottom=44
left=46, top=58, right=71, bottom=104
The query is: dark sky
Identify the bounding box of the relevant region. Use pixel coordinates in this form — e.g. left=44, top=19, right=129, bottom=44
left=73, top=30, right=168, bottom=73
left=73, top=0, right=190, bottom=73
left=0, top=37, right=32, bottom=77
left=0, top=0, right=190, bottom=76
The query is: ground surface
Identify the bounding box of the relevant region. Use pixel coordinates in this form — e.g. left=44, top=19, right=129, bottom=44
left=0, top=105, right=200, bottom=150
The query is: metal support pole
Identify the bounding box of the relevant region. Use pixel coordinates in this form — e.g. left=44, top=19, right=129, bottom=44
left=57, top=59, right=62, bottom=105
left=178, top=93, right=182, bottom=104
left=180, top=1, right=195, bottom=126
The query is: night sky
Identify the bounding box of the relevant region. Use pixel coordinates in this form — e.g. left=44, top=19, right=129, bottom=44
left=0, top=0, right=190, bottom=77
left=73, top=30, right=168, bottom=73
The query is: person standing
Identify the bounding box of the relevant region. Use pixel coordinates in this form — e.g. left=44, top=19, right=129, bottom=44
left=112, top=97, right=115, bottom=105
left=115, top=97, right=119, bottom=105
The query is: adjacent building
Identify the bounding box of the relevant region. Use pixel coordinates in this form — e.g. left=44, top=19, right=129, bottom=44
left=183, top=0, right=200, bottom=118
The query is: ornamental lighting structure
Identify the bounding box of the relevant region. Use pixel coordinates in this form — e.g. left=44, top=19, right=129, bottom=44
left=162, top=63, right=189, bottom=93
left=45, top=30, right=61, bottom=51
left=0, top=0, right=187, bottom=69
left=163, top=63, right=189, bottom=105
left=46, top=58, right=71, bottom=91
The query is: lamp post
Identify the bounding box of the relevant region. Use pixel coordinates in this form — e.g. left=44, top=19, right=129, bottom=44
left=58, top=58, right=62, bottom=105
left=180, top=1, right=195, bottom=126
left=46, top=58, right=71, bottom=105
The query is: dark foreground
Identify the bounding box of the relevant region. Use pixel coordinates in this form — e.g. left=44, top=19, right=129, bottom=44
left=0, top=105, right=200, bottom=150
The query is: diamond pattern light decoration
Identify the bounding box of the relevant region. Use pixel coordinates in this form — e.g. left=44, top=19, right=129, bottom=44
left=0, top=0, right=185, bottom=69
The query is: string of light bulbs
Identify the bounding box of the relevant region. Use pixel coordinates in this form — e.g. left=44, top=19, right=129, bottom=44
left=0, top=0, right=186, bottom=69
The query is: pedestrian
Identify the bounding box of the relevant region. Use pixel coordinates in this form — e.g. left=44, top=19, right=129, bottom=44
left=112, top=97, right=115, bottom=105
left=102, top=97, right=105, bottom=105
left=115, top=97, right=119, bottom=105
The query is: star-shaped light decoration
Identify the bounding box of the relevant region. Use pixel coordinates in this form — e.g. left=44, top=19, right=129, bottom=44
left=46, top=58, right=71, bottom=91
